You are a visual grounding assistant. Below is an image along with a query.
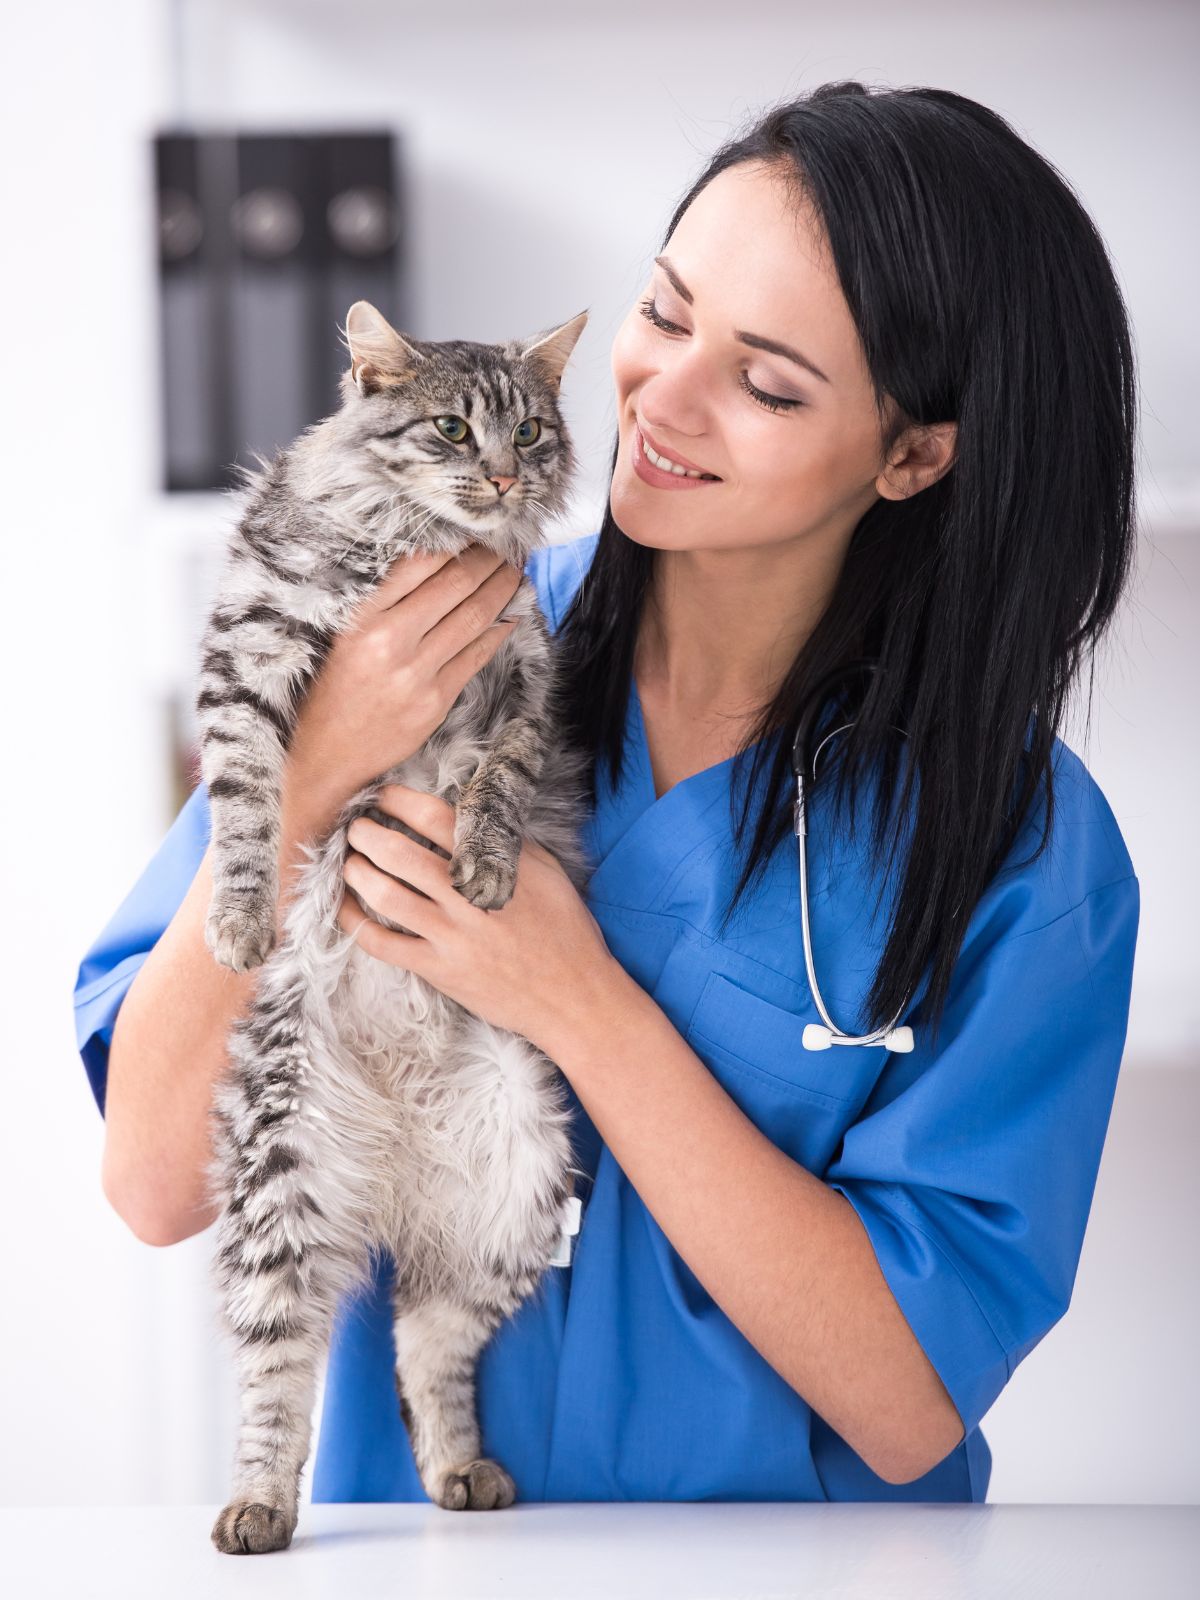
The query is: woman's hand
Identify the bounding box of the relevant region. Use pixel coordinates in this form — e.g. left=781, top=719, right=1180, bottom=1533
left=335, top=784, right=619, bottom=1055
left=285, top=543, right=523, bottom=827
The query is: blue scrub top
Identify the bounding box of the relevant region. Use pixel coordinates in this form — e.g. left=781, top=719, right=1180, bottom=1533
left=74, top=530, right=1139, bottom=1504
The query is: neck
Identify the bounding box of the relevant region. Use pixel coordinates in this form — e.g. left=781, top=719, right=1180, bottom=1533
left=634, top=535, right=848, bottom=718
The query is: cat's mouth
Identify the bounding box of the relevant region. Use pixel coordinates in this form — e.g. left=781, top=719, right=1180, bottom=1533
left=472, top=490, right=524, bottom=521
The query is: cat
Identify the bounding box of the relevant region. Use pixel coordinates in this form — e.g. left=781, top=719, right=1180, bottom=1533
left=196, top=300, right=593, bottom=1554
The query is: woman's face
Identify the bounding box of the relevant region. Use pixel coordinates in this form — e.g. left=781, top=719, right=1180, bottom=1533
left=610, top=160, right=898, bottom=556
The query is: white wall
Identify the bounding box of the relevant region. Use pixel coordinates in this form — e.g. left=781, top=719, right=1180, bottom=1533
left=1, top=0, right=1195, bottom=1511
left=1080, top=530, right=1200, bottom=1063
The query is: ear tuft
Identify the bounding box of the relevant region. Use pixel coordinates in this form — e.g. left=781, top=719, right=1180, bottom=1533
left=341, top=300, right=425, bottom=395
left=519, top=309, right=589, bottom=387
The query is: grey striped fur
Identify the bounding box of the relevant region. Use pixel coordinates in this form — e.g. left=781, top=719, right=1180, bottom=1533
left=197, top=302, right=593, bottom=1553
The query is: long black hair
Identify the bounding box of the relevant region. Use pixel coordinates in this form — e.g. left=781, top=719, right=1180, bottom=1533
left=554, top=82, right=1139, bottom=1035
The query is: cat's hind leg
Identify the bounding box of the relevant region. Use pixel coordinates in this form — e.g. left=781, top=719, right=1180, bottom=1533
left=208, top=994, right=368, bottom=1553
left=210, top=1188, right=344, bottom=1552
left=392, top=1291, right=518, bottom=1510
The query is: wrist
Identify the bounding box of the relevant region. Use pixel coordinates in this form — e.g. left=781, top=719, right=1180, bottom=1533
left=532, top=954, right=641, bottom=1066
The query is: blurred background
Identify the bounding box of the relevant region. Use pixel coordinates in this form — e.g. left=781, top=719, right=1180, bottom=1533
left=2, top=0, right=1196, bottom=1508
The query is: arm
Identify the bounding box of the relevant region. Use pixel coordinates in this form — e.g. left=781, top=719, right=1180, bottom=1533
left=329, top=779, right=959, bottom=1485
left=536, top=963, right=964, bottom=1487
left=98, top=544, right=524, bottom=1247
left=333, top=781, right=1136, bottom=1487
left=101, top=774, right=346, bottom=1247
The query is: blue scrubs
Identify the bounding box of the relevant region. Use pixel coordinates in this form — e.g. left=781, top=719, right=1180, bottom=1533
left=74, top=530, right=1139, bottom=1503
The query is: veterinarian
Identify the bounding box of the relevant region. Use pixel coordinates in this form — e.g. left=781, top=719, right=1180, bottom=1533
left=75, top=83, right=1139, bottom=1502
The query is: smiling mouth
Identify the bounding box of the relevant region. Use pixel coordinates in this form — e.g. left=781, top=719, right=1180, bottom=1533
left=636, top=422, right=720, bottom=480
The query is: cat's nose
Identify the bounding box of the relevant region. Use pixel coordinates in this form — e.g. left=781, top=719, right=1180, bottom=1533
left=489, top=475, right=517, bottom=497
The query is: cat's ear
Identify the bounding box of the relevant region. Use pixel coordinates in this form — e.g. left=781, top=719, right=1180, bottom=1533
left=341, top=301, right=425, bottom=396
left=518, top=310, right=589, bottom=388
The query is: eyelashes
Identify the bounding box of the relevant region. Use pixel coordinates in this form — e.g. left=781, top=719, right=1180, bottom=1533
left=636, top=297, right=802, bottom=415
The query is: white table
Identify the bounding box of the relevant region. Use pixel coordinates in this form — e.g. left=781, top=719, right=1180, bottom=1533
left=2, top=1503, right=1195, bottom=1598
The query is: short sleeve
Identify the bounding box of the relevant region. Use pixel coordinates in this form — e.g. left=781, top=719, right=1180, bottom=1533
left=823, top=873, right=1140, bottom=1444
left=73, top=783, right=211, bottom=1118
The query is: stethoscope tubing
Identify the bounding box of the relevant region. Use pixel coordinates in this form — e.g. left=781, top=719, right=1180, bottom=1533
left=791, top=668, right=915, bottom=1054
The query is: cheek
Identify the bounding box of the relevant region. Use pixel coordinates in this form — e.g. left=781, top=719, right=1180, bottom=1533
left=610, top=314, right=651, bottom=402
left=748, top=411, right=878, bottom=522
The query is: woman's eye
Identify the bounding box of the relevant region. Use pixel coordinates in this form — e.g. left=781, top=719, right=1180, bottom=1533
left=513, top=418, right=541, bottom=447
left=736, top=371, right=801, bottom=415
left=637, top=297, right=802, bottom=415
left=434, top=415, right=469, bottom=443
left=637, top=296, right=684, bottom=335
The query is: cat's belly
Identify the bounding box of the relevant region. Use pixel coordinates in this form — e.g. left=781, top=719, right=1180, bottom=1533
left=317, top=945, right=571, bottom=1280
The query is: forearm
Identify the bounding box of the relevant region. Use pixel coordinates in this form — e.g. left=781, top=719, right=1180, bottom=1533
left=102, top=774, right=345, bottom=1246
left=534, top=963, right=965, bottom=1486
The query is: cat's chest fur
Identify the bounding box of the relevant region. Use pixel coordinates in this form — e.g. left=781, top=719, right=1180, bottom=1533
left=314, top=943, right=562, bottom=1263
left=273, top=702, right=567, bottom=1263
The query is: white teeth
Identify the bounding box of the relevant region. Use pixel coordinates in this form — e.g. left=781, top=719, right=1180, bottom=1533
left=642, top=435, right=712, bottom=478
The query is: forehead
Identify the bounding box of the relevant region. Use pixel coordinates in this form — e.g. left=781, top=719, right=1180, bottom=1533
left=662, top=161, right=865, bottom=385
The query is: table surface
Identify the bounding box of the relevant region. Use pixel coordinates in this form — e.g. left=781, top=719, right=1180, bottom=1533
left=2, top=1503, right=1196, bottom=1599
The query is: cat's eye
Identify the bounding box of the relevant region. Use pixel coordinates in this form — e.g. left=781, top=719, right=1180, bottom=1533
left=434, top=415, right=469, bottom=443
left=513, top=419, right=541, bottom=447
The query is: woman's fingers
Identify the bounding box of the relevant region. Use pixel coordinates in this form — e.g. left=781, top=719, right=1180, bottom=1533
left=376, top=541, right=512, bottom=630
left=337, top=887, right=421, bottom=966
left=358, top=544, right=459, bottom=615
left=343, top=848, right=439, bottom=930
left=345, top=815, right=450, bottom=898
left=419, top=557, right=523, bottom=673
left=372, top=785, right=458, bottom=852
left=436, top=618, right=519, bottom=705
left=357, top=540, right=504, bottom=625
left=411, top=545, right=512, bottom=638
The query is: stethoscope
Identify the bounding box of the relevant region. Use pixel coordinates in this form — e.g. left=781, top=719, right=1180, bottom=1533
left=791, top=660, right=915, bottom=1054
left=552, top=658, right=913, bottom=1272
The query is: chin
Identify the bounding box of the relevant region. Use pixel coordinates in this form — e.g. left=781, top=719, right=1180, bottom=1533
left=608, top=482, right=690, bottom=552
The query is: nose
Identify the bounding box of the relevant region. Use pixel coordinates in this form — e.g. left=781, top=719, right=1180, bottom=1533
left=489, top=475, right=517, bottom=497
left=638, top=365, right=709, bottom=440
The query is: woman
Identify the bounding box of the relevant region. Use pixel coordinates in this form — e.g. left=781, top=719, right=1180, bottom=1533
left=75, top=82, right=1139, bottom=1503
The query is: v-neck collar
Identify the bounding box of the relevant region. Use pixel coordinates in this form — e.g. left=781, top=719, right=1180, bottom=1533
left=630, top=676, right=763, bottom=808
left=582, top=679, right=770, bottom=915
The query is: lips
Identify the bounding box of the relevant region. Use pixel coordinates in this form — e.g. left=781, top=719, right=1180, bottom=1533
left=631, top=426, right=721, bottom=492
left=636, top=420, right=720, bottom=479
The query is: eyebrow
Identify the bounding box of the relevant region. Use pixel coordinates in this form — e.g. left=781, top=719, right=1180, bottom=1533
left=653, top=254, right=832, bottom=385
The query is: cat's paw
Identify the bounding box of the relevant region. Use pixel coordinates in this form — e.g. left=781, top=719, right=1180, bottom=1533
left=436, top=1457, right=517, bottom=1511
left=205, top=905, right=276, bottom=972
left=448, top=842, right=520, bottom=910
left=211, top=1499, right=296, bottom=1554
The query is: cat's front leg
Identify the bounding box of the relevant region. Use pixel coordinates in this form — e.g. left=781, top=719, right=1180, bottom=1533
left=201, top=721, right=289, bottom=972
left=449, top=719, right=547, bottom=910
left=197, top=611, right=318, bottom=970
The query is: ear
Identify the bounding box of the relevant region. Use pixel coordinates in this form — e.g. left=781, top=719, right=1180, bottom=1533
left=875, top=420, right=957, bottom=501
left=518, top=309, right=589, bottom=388
left=342, top=301, right=424, bottom=396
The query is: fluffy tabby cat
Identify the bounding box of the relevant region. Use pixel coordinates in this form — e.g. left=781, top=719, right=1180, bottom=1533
left=196, top=301, right=592, bottom=1554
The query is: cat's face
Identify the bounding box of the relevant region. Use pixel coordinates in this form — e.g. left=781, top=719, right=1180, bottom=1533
left=340, top=302, right=587, bottom=547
